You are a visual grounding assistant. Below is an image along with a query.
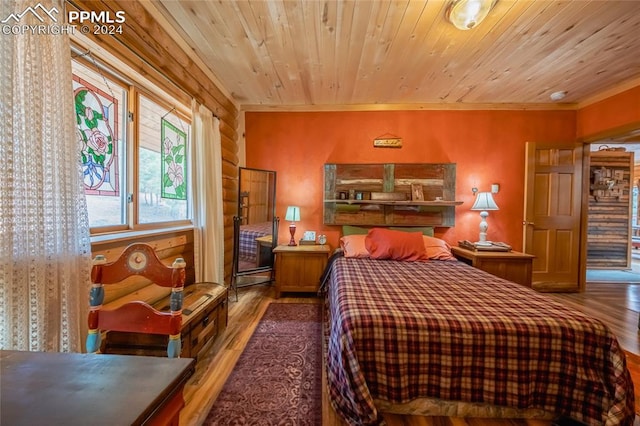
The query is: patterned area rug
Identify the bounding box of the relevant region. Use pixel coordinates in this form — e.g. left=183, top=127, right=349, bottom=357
left=205, top=303, right=322, bottom=425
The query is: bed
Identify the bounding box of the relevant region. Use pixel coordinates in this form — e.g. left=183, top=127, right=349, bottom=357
left=238, top=221, right=272, bottom=264
left=323, top=230, right=635, bottom=426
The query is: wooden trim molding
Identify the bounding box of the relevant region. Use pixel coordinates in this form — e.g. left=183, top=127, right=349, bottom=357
left=241, top=102, right=580, bottom=113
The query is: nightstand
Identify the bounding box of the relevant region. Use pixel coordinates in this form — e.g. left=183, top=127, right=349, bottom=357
left=451, top=246, right=535, bottom=287
left=273, top=244, right=331, bottom=298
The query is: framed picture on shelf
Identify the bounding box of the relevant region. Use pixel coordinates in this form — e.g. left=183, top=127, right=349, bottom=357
left=411, top=183, right=424, bottom=201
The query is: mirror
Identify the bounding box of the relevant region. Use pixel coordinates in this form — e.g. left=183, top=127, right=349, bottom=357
left=231, top=167, right=278, bottom=298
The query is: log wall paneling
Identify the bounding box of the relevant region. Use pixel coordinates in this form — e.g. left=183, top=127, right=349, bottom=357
left=68, top=0, right=240, bottom=284
left=587, top=151, right=634, bottom=268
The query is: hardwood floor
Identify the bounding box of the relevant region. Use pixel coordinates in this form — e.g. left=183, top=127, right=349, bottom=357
left=548, top=283, right=640, bottom=354
left=180, top=282, right=640, bottom=426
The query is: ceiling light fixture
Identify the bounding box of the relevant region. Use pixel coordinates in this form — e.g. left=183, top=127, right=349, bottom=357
left=446, top=0, right=496, bottom=30
left=550, top=90, right=568, bottom=101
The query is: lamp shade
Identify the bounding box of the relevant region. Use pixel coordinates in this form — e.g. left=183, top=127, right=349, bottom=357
left=471, top=192, right=499, bottom=211
left=285, top=206, right=300, bottom=222
left=446, top=0, right=495, bottom=30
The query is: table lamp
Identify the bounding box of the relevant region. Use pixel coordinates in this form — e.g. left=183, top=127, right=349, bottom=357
left=470, top=192, right=498, bottom=245
left=285, top=206, right=300, bottom=246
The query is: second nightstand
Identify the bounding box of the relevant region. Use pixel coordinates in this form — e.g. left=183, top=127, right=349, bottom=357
left=273, top=244, right=331, bottom=298
left=451, top=246, right=535, bottom=287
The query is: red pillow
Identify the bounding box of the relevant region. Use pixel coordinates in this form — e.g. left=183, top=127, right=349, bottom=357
left=422, top=236, right=456, bottom=260
left=365, top=228, right=426, bottom=261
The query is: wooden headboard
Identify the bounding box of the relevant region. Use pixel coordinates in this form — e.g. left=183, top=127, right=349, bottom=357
left=323, top=163, right=462, bottom=227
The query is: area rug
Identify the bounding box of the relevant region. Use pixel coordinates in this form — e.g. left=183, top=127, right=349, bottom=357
left=204, top=303, right=322, bottom=425
left=586, top=268, right=640, bottom=283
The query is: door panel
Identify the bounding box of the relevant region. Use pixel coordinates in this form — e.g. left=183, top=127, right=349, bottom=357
left=524, top=142, right=584, bottom=292
left=533, top=174, right=550, bottom=215
left=557, top=174, right=574, bottom=215
left=556, top=230, right=574, bottom=273
left=531, top=229, right=549, bottom=272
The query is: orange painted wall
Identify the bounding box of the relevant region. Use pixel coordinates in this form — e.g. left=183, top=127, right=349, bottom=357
left=576, top=86, right=640, bottom=139
left=245, top=110, right=575, bottom=251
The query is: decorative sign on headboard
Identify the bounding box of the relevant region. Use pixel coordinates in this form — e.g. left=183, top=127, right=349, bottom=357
left=323, top=163, right=462, bottom=227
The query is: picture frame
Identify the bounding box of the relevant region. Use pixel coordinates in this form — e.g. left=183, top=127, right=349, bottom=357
left=411, top=183, right=424, bottom=201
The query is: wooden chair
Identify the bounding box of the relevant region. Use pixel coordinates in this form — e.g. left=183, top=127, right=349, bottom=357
left=86, top=243, right=187, bottom=357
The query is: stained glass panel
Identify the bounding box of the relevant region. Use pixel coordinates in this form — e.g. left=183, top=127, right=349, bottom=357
left=71, top=59, right=126, bottom=229
left=138, top=93, right=190, bottom=224
left=161, top=118, right=187, bottom=200
left=73, top=74, right=119, bottom=196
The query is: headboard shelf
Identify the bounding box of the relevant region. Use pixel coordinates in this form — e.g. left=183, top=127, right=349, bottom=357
left=326, top=199, right=463, bottom=206
left=324, top=163, right=460, bottom=227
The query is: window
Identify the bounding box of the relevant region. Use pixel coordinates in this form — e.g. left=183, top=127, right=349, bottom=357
left=72, top=56, right=192, bottom=233
left=137, top=93, right=190, bottom=224
left=72, top=60, right=127, bottom=228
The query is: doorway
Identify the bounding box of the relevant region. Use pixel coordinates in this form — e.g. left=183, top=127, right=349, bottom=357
left=586, top=135, right=640, bottom=282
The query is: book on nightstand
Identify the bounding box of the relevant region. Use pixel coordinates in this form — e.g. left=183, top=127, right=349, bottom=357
left=458, top=240, right=512, bottom=252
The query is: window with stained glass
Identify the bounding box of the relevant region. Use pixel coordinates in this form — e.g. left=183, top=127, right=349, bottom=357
left=137, top=93, right=191, bottom=225
left=72, top=60, right=126, bottom=229
left=71, top=55, right=192, bottom=233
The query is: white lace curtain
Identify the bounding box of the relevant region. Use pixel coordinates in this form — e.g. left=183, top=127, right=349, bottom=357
left=191, top=101, right=225, bottom=284
left=0, top=0, right=92, bottom=352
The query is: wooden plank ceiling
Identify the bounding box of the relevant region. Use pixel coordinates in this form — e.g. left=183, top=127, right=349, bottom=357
left=147, top=0, right=640, bottom=109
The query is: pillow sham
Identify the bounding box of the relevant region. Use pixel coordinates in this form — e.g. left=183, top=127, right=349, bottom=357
left=339, top=235, right=370, bottom=258
left=422, top=235, right=456, bottom=260
left=365, top=228, right=426, bottom=261
left=342, top=225, right=370, bottom=236
left=343, top=225, right=435, bottom=237
left=389, top=226, right=434, bottom=237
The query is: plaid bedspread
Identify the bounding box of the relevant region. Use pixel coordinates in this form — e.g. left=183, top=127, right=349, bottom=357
left=325, top=256, right=635, bottom=426
left=239, top=222, right=272, bottom=261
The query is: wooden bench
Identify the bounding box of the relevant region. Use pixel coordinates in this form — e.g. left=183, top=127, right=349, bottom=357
left=104, top=282, right=228, bottom=360
left=91, top=233, right=228, bottom=361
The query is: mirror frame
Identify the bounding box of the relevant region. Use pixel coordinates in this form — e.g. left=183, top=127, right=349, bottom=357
left=231, top=167, right=278, bottom=299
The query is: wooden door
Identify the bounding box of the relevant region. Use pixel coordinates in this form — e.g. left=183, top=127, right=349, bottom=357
left=523, top=142, right=584, bottom=292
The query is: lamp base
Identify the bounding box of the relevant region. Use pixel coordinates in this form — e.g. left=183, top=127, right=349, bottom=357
left=288, top=224, right=297, bottom=246
left=477, top=210, right=490, bottom=246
